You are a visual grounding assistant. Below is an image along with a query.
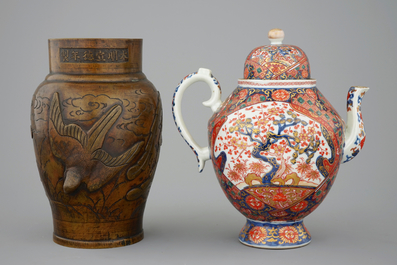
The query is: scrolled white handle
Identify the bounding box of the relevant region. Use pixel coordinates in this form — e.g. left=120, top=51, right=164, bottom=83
left=172, top=68, right=222, bottom=172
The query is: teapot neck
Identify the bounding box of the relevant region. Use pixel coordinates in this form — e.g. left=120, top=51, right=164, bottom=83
left=238, top=79, right=317, bottom=89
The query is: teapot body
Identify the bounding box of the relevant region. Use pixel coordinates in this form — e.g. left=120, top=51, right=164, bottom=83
left=208, top=79, right=344, bottom=247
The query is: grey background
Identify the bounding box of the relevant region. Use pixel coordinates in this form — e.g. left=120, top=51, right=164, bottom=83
left=1, top=0, right=396, bottom=264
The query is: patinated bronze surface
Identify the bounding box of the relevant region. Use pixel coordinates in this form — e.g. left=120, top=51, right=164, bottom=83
left=31, top=39, right=162, bottom=248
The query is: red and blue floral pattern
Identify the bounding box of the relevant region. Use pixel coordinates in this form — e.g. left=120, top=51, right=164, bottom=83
left=239, top=219, right=311, bottom=248
left=208, top=81, right=343, bottom=248
left=244, top=45, right=310, bottom=80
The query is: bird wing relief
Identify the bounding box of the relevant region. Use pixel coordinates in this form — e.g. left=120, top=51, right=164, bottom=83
left=88, top=139, right=144, bottom=192
left=86, top=104, right=122, bottom=153
left=87, top=101, right=148, bottom=192
left=91, top=141, right=144, bottom=168
left=89, top=103, right=145, bottom=168
left=49, top=92, right=88, bottom=158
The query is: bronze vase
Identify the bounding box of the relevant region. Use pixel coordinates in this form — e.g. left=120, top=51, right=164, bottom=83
left=31, top=39, right=162, bottom=248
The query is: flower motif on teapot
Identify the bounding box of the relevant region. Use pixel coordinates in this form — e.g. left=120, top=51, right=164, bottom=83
left=208, top=83, right=344, bottom=222
left=238, top=219, right=311, bottom=248
left=214, top=101, right=330, bottom=188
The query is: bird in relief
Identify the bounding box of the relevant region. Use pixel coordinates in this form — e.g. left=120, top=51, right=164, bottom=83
left=49, top=92, right=144, bottom=194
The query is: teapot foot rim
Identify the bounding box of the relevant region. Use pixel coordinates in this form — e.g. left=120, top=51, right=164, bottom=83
left=238, top=219, right=311, bottom=249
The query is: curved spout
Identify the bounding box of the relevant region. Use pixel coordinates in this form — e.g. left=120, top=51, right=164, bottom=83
left=342, top=86, right=369, bottom=163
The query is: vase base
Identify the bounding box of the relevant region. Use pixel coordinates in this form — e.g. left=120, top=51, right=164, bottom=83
left=238, top=219, right=311, bottom=249
left=53, top=231, right=144, bottom=249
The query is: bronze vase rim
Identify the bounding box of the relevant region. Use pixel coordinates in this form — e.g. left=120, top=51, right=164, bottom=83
left=48, top=38, right=143, bottom=41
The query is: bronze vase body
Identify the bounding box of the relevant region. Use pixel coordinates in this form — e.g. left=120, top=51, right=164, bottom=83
left=31, top=39, right=162, bottom=248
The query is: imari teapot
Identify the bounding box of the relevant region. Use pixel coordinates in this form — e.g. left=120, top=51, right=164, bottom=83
left=172, top=29, right=368, bottom=249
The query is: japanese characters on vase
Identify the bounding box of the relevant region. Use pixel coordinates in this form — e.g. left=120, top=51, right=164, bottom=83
left=59, top=48, right=129, bottom=63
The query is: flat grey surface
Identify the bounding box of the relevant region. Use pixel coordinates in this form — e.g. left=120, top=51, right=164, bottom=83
left=0, top=0, right=396, bottom=264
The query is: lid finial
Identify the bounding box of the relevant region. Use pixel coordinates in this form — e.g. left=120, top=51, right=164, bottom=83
left=268, top=28, right=284, bottom=45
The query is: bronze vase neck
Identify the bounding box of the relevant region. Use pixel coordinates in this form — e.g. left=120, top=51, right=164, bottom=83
left=48, top=38, right=142, bottom=75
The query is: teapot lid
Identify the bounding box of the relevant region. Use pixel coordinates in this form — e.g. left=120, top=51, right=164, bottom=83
left=244, top=29, right=310, bottom=80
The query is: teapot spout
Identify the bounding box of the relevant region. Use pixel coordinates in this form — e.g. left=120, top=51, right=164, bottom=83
left=342, top=86, right=369, bottom=163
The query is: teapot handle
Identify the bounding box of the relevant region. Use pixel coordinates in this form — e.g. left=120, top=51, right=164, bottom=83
left=172, top=68, right=223, bottom=172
